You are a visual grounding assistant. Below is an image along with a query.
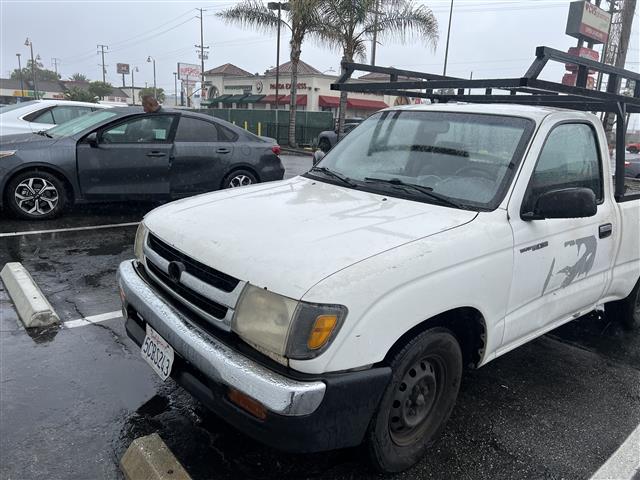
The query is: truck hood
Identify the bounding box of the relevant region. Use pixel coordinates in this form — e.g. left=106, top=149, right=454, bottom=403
left=144, top=177, right=477, bottom=299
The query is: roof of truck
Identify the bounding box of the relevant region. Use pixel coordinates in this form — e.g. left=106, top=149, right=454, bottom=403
left=388, top=102, right=573, bottom=122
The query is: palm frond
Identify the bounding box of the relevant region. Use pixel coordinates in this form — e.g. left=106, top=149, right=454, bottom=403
left=367, top=2, right=439, bottom=49
left=216, top=0, right=289, bottom=34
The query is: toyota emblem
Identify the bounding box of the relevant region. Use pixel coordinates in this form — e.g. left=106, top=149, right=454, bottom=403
left=167, top=261, right=186, bottom=282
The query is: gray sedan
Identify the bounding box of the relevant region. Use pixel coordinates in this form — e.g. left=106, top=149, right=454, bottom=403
left=0, top=108, right=284, bottom=219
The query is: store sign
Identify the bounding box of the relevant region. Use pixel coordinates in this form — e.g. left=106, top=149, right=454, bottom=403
left=270, top=82, right=307, bottom=90
left=225, top=84, right=253, bottom=91
left=117, top=63, right=130, bottom=75
left=12, top=90, right=44, bottom=98
left=565, top=1, right=611, bottom=45
left=178, top=63, right=201, bottom=80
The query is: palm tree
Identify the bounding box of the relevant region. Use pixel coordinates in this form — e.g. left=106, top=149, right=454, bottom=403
left=69, top=73, right=89, bottom=82
left=315, top=0, right=438, bottom=136
left=217, top=0, right=321, bottom=147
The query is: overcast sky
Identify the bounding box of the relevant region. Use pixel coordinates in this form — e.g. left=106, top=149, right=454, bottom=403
left=1, top=0, right=638, bottom=124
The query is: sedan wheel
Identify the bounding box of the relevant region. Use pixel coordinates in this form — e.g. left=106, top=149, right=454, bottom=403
left=6, top=171, right=67, bottom=220
left=223, top=169, right=258, bottom=189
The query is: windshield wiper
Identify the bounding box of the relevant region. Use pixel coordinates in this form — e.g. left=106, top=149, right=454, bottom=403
left=309, top=166, right=357, bottom=187
left=364, top=177, right=464, bottom=209
left=35, top=130, right=53, bottom=138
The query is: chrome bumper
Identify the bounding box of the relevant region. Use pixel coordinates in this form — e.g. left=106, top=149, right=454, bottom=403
left=117, top=260, right=326, bottom=416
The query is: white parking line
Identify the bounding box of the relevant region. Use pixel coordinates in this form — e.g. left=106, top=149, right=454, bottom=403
left=0, top=222, right=139, bottom=238
left=63, top=310, right=122, bottom=329
left=590, top=423, right=640, bottom=480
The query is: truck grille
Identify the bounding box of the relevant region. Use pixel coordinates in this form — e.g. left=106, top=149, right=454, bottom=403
left=143, top=233, right=246, bottom=332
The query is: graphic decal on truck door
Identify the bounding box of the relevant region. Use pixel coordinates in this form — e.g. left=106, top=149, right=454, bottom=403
left=542, top=235, right=597, bottom=294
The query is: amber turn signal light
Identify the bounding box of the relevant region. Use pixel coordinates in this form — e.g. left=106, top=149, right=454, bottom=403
left=307, top=315, right=338, bottom=350
left=228, top=388, right=267, bottom=420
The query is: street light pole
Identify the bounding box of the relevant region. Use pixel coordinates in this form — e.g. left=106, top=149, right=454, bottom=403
left=25, top=38, right=38, bottom=99
left=147, top=56, right=156, bottom=98
left=443, top=0, right=454, bottom=76
left=16, top=53, right=25, bottom=99
left=173, top=72, right=178, bottom=106
left=131, top=66, right=138, bottom=105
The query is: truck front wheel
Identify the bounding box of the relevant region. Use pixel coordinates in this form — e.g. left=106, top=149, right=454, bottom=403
left=366, top=327, right=462, bottom=473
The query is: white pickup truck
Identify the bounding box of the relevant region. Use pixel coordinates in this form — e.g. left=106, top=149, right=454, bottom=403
left=118, top=102, right=639, bottom=472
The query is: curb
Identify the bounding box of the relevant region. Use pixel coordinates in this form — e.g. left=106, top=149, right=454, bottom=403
left=1, top=262, right=59, bottom=328
left=590, top=424, right=640, bottom=480
left=120, top=433, right=191, bottom=480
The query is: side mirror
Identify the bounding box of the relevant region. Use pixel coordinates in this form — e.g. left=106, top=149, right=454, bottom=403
left=523, top=187, right=597, bottom=220
left=312, top=149, right=325, bottom=166
left=86, top=132, right=99, bottom=148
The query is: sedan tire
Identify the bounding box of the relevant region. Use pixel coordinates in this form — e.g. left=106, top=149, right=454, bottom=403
left=608, top=278, right=640, bottom=330
left=6, top=171, right=67, bottom=220
left=223, top=169, right=258, bottom=189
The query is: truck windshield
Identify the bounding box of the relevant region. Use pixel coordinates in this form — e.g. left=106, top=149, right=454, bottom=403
left=312, top=110, right=534, bottom=210
left=47, top=110, right=118, bottom=138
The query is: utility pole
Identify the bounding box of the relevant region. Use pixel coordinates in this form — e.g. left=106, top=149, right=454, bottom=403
left=24, top=38, right=38, bottom=100
left=97, top=44, right=108, bottom=82
left=173, top=72, right=178, bottom=106
left=195, top=8, right=210, bottom=102
left=51, top=57, right=61, bottom=75
left=443, top=0, right=454, bottom=76
left=16, top=53, right=25, bottom=98
left=371, top=0, right=380, bottom=65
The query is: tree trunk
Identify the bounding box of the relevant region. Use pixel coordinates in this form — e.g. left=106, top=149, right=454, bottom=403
left=288, top=42, right=302, bottom=148
left=337, top=55, right=350, bottom=141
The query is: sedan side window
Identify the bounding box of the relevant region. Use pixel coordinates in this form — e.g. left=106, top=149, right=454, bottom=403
left=522, top=123, right=602, bottom=213
left=51, top=106, right=92, bottom=124
left=175, top=117, right=218, bottom=142
left=29, top=109, right=55, bottom=124
left=102, top=115, right=175, bottom=144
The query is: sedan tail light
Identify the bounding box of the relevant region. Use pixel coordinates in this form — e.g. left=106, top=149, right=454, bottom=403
left=625, top=161, right=631, bottom=166
left=271, top=145, right=281, bottom=156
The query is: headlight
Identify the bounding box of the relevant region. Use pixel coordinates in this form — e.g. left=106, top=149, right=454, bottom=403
left=232, top=285, right=347, bottom=360
left=134, top=222, right=148, bottom=262
left=0, top=150, right=16, bottom=159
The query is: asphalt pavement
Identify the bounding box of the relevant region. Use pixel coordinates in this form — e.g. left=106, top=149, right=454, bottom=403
left=1, top=153, right=639, bottom=479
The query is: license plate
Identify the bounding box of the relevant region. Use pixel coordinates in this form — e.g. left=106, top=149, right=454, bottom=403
left=141, top=324, right=174, bottom=381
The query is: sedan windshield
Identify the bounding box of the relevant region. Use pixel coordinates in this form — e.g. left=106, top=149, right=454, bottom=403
left=47, top=110, right=119, bottom=137
left=312, top=110, right=534, bottom=210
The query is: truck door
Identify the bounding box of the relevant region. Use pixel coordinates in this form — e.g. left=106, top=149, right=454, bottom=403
left=503, top=122, right=616, bottom=347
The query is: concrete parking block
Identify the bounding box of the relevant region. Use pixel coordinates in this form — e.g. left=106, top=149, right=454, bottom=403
left=1, top=262, right=59, bottom=328
left=120, top=433, right=191, bottom=480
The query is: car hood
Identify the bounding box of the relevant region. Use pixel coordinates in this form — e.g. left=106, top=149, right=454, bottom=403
left=0, top=132, right=60, bottom=149
left=144, top=177, right=478, bottom=299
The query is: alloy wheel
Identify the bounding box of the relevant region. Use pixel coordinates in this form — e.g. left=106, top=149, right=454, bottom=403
left=228, top=174, right=253, bottom=188
left=14, top=177, right=59, bottom=216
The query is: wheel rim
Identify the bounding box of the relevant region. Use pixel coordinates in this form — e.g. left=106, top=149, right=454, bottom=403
left=228, top=174, right=252, bottom=188
left=389, top=357, right=443, bottom=446
left=14, top=177, right=59, bottom=216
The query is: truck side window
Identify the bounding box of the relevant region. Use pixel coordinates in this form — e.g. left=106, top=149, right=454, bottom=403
left=523, top=123, right=602, bottom=212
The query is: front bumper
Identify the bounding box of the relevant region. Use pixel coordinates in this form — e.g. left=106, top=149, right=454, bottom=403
left=117, top=260, right=390, bottom=452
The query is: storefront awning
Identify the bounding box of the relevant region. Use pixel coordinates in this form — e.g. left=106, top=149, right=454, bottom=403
left=259, top=94, right=307, bottom=106
left=318, top=95, right=388, bottom=110
left=206, top=95, right=232, bottom=104
left=220, top=94, right=247, bottom=103
left=318, top=95, right=340, bottom=108
left=347, top=98, right=388, bottom=110
left=241, top=94, right=265, bottom=103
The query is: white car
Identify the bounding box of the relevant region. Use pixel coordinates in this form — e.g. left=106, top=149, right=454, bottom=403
left=0, top=100, right=110, bottom=136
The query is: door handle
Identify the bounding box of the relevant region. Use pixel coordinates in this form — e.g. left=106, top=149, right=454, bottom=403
left=216, top=148, right=231, bottom=154
left=146, top=151, right=167, bottom=157
left=599, top=223, right=612, bottom=239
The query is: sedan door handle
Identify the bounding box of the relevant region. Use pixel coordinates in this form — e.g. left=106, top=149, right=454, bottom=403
left=146, top=151, right=167, bottom=157
left=216, top=148, right=231, bottom=154
left=599, top=223, right=613, bottom=239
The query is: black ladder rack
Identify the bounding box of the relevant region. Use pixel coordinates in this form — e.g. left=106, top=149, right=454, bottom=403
left=331, top=46, right=640, bottom=201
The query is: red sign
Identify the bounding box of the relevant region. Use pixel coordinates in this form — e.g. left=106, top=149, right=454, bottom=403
left=565, top=46, right=599, bottom=72
left=566, top=1, right=611, bottom=45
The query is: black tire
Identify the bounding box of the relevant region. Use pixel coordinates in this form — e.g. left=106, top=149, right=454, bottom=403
left=628, top=147, right=638, bottom=153
left=222, top=169, right=258, bottom=189
left=366, top=327, right=463, bottom=473
left=5, top=170, right=67, bottom=220
left=608, top=278, right=640, bottom=330
left=318, top=138, right=332, bottom=153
